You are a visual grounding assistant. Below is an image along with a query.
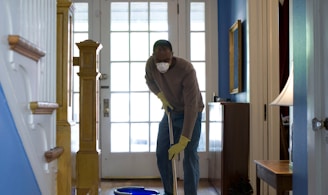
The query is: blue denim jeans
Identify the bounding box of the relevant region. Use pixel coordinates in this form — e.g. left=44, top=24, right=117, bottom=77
left=156, top=112, right=202, bottom=195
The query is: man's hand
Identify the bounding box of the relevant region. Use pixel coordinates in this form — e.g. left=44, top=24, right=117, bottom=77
left=156, top=92, right=173, bottom=112
left=168, top=135, right=190, bottom=160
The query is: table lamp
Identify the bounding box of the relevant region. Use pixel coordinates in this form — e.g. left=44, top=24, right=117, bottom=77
left=271, top=66, right=293, bottom=169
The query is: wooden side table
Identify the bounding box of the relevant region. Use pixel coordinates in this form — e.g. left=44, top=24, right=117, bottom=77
left=254, top=160, right=292, bottom=195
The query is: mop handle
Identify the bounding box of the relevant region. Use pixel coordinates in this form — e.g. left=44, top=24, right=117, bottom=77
left=167, top=111, right=178, bottom=195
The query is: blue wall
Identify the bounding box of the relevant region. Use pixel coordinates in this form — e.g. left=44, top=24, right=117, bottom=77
left=0, top=85, right=41, bottom=195
left=218, top=0, right=247, bottom=102
left=292, top=0, right=308, bottom=194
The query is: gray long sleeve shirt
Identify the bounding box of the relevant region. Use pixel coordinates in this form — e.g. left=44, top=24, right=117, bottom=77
left=145, top=55, right=204, bottom=139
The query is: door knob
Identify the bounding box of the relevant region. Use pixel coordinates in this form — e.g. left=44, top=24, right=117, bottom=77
left=312, top=117, right=328, bottom=131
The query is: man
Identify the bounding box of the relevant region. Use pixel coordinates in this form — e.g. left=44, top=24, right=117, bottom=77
left=145, top=39, right=204, bottom=195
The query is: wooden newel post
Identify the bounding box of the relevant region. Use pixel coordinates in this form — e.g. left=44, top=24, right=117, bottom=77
left=75, top=40, right=102, bottom=195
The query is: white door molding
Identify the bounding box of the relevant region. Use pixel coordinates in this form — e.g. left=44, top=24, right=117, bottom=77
left=247, top=0, right=280, bottom=193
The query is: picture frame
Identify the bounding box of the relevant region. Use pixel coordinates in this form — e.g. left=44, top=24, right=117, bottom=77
left=229, top=19, right=242, bottom=94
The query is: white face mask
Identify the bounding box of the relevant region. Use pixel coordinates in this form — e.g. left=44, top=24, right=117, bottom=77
left=156, top=62, right=170, bottom=73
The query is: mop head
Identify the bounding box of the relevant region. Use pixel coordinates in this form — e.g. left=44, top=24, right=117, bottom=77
left=113, top=186, right=160, bottom=195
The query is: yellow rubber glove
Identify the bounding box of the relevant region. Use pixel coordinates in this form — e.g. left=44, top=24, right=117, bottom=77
left=156, top=92, right=173, bottom=112
left=168, top=135, right=190, bottom=160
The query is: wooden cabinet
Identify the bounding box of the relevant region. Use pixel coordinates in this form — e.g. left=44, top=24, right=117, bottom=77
left=208, top=102, right=250, bottom=195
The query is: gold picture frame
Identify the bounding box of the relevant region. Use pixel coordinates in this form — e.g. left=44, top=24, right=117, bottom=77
left=229, top=19, right=242, bottom=94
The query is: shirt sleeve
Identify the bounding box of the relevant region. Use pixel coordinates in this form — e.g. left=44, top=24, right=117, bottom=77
left=181, top=68, right=202, bottom=139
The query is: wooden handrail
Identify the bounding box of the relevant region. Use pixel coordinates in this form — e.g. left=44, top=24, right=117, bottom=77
left=29, top=101, right=59, bottom=114
left=8, top=35, right=45, bottom=62
left=44, top=147, right=64, bottom=163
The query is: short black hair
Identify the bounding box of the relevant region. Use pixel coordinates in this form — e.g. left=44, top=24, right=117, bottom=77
left=153, top=39, right=172, bottom=52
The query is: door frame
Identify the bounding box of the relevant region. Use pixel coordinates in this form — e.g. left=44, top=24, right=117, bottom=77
left=247, top=0, right=280, bottom=194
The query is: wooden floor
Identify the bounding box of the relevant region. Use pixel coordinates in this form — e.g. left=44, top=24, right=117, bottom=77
left=100, top=178, right=218, bottom=195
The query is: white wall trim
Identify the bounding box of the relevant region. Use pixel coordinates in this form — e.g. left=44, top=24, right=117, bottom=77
left=266, top=0, right=281, bottom=161
left=247, top=0, right=280, bottom=193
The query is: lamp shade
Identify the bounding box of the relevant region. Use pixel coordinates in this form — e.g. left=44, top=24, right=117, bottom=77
left=271, top=69, right=293, bottom=106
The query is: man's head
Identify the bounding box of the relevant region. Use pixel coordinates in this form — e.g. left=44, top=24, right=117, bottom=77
left=153, top=40, right=173, bottom=60
left=152, top=40, right=173, bottom=73
left=153, top=39, right=172, bottom=52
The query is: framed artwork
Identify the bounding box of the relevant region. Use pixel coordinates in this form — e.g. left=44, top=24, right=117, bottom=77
left=229, top=19, right=242, bottom=94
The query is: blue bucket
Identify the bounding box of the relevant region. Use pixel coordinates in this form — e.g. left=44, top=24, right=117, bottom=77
left=113, top=186, right=160, bottom=195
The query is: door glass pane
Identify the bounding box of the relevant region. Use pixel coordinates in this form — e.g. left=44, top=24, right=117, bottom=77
left=73, top=93, right=80, bottom=122
left=193, top=62, right=206, bottom=91
left=111, top=2, right=129, bottom=31
left=190, top=32, right=205, bottom=61
left=201, top=92, right=206, bottom=121
left=111, top=62, right=129, bottom=91
left=190, top=2, right=205, bottom=31
left=111, top=32, right=129, bottom=61
left=130, top=92, right=149, bottom=122
left=130, top=32, right=149, bottom=61
left=130, top=62, right=149, bottom=91
left=198, top=96, right=206, bottom=152
left=131, top=123, right=149, bottom=152
left=209, top=122, right=222, bottom=151
left=198, top=123, right=206, bottom=151
left=74, top=3, right=89, bottom=31
left=150, top=123, right=159, bottom=152
left=111, top=93, right=129, bottom=122
left=131, top=2, right=148, bottom=31
left=111, top=123, right=129, bottom=152
left=150, top=94, right=163, bottom=121
left=73, top=66, right=80, bottom=92
left=150, top=2, right=168, bottom=31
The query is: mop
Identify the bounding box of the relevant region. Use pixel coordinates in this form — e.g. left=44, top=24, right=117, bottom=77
left=167, top=111, right=179, bottom=195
